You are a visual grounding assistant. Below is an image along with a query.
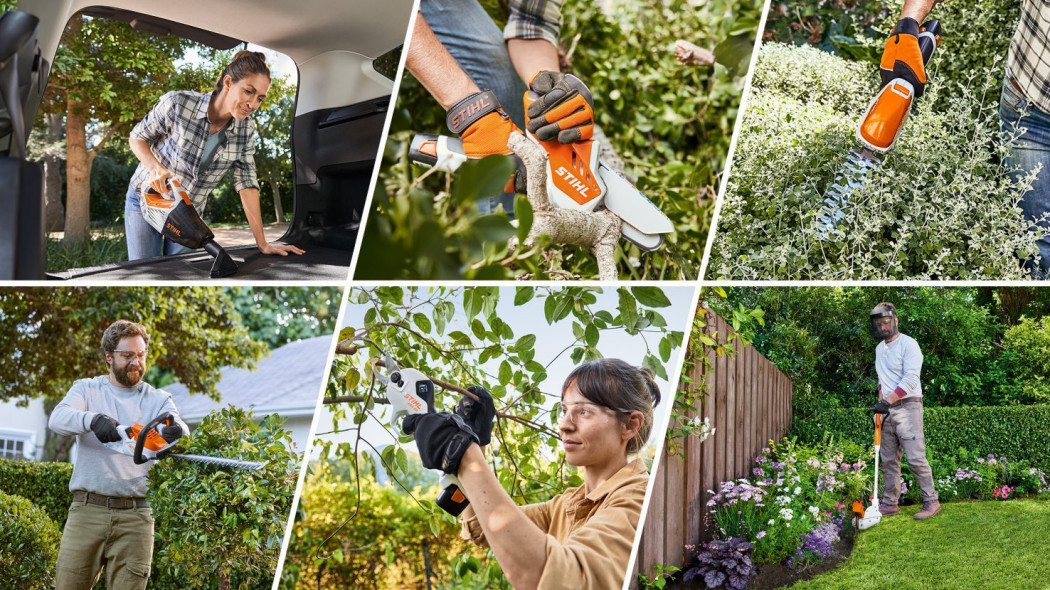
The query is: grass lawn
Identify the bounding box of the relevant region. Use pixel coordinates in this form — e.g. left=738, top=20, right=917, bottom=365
left=46, top=232, right=127, bottom=271
left=791, top=497, right=1050, bottom=590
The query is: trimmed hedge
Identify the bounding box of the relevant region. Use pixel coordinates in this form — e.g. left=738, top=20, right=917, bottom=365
left=0, top=460, right=73, bottom=526
left=792, top=404, right=1050, bottom=471
left=0, top=490, right=62, bottom=589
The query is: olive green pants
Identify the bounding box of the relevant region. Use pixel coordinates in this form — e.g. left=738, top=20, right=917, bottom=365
left=55, top=501, right=154, bottom=590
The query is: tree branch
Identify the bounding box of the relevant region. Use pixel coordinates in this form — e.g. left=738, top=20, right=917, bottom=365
left=673, top=40, right=716, bottom=67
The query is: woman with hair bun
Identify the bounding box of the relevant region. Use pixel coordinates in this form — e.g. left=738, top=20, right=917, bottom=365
left=402, top=358, right=661, bottom=590
left=125, top=50, right=304, bottom=260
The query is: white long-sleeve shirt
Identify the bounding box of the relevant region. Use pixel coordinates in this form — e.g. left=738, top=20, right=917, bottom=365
left=49, top=376, right=189, bottom=498
left=875, top=333, right=923, bottom=400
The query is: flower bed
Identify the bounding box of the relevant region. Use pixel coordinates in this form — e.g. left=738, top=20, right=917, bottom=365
left=670, top=440, right=1049, bottom=589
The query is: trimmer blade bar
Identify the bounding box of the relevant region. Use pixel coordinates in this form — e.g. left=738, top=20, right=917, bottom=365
left=816, top=149, right=882, bottom=241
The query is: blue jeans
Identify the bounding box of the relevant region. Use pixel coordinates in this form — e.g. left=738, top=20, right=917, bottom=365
left=1000, top=77, right=1050, bottom=277
left=421, top=0, right=522, bottom=217
left=124, top=187, right=192, bottom=260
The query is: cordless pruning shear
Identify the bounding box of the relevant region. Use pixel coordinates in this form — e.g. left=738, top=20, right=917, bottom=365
left=374, top=352, right=470, bottom=516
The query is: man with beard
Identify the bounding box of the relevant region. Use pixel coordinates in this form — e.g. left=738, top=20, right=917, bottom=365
left=868, top=303, right=940, bottom=520
left=49, top=319, right=188, bottom=590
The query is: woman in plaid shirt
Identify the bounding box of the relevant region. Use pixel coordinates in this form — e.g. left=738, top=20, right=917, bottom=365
left=125, top=50, right=304, bottom=260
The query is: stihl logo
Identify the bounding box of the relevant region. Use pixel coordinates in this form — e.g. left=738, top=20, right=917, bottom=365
left=555, top=166, right=590, bottom=197
left=450, top=95, right=492, bottom=129
left=165, top=223, right=181, bottom=237
left=405, top=391, right=424, bottom=413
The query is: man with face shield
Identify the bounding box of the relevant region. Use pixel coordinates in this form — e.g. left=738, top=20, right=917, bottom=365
left=869, top=302, right=941, bottom=520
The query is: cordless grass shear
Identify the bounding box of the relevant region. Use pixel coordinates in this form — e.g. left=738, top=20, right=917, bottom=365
left=374, top=352, right=470, bottom=516
left=105, top=413, right=265, bottom=470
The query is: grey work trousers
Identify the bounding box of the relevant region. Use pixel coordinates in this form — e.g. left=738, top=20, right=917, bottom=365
left=55, top=501, right=154, bottom=590
left=879, top=400, right=938, bottom=505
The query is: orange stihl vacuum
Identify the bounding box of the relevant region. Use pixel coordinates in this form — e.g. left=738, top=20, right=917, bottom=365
left=817, top=20, right=942, bottom=240
left=105, top=413, right=265, bottom=470
left=409, top=81, right=674, bottom=251
left=141, top=178, right=239, bottom=277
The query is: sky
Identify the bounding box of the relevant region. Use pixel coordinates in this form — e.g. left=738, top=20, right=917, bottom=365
left=312, top=286, right=698, bottom=463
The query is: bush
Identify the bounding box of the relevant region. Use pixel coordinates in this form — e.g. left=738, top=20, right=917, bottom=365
left=997, top=317, right=1050, bottom=403
left=0, top=490, right=62, bottom=589
left=0, top=460, right=73, bottom=526
left=709, top=43, right=1037, bottom=280
left=791, top=404, right=1050, bottom=471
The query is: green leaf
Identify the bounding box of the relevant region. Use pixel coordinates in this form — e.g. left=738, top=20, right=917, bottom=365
left=659, top=336, right=672, bottom=362
left=451, top=155, right=516, bottom=206
left=499, top=360, right=512, bottom=386
left=464, top=288, right=485, bottom=320
left=344, top=368, right=361, bottom=391
left=516, top=334, right=536, bottom=352
left=515, top=194, right=534, bottom=245
left=515, top=287, right=535, bottom=306
left=631, top=287, right=672, bottom=308
left=585, top=323, right=599, bottom=347
left=413, top=313, right=432, bottom=333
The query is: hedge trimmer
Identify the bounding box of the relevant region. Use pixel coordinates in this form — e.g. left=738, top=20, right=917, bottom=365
left=106, top=413, right=265, bottom=470
left=816, top=20, right=942, bottom=240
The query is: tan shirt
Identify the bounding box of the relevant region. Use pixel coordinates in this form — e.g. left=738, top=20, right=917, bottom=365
left=461, top=458, right=649, bottom=590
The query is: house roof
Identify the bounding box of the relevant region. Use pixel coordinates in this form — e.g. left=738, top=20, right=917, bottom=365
left=163, top=335, right=333, bottom=422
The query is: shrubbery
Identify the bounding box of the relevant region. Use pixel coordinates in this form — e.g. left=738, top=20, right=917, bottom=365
left=0, top=490, right=62, bottom=590
left=709, top=43, right=1037, bottom=279
left=0, top=460, right=74, bottom=526
left=792, top=404, right=1050, bottom=471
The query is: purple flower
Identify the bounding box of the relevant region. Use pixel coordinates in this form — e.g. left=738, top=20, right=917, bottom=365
left=756, top=531, right=766, bottom=539
left=753, top=467, right=766, bottom=477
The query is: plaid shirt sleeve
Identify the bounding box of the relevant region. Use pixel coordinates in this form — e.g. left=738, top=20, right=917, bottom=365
left=231, top=121, right=261, bottom=193
left=504, top=0, right=563, bottom=46
left=129, top=91, right=177, bottom=144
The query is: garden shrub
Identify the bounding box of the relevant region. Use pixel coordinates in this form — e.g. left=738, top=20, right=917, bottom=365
left=710, top=43, right=1038, bottom=280
left=682, top=537, right=756, bottom=590
left=751, top=43, right=876, bottom=113
left=148, top=407, right=300, bottom=589
left=0, top=460, right=73, bottom=526
left=997, top=317, right=1050, bottom=404
left=791, top=404, right=1050, bottom=471
left=0, top=490, right=62, bottom=589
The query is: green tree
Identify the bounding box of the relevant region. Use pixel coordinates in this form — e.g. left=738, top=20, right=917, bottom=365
left=148, top=406, right=300, bottom=590
left=0, top=287, right=269, bottom=460
left=252, top=76, right=296, bottom=222
left=42, top=13, right=222, bottom=244
left=291, top=286, right=684, bottom=587
left=225, top=287, right=341, bottom=349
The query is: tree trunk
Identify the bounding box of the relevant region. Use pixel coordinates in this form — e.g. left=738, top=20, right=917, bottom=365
left=44, top=112, right=66, bottom=233
left=42, top=400, right=74, bottom=462
left=218, top=570, right=230, bottom=590
left=271, top=177, right=284, bottom=221
left=63, top=99, right=95, bottom=246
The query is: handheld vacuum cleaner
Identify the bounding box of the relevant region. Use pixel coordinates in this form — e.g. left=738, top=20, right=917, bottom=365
left=140, top=178, right=239, bottom=278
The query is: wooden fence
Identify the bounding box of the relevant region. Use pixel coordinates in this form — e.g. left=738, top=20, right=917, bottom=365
left=633, top=309, right=793, bottom=583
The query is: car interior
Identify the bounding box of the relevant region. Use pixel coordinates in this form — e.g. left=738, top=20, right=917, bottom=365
left=2, top=0, right=412, bottom=280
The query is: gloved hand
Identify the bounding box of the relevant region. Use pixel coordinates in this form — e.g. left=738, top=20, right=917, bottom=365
left=869, top=399, right=892, bottom=416
left=879, top=18, right=928, bottom=99
left=455, top=385, right=497, bottom=446
left=446, top=90, right=525, bottom=192
left=402, top=412, right=479, bottom=475
left=160, top=422, right=183, bottom=444
left=525, top=71, right=594, bottom=144
left=90, top=414, right=122, bottom=443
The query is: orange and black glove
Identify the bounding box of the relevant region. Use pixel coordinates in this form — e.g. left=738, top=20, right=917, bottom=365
left=525, top=71, right=594, bottom=143
left=880, top=18, right=928, bottom=99
left=446, top=90, right=525, bottom=192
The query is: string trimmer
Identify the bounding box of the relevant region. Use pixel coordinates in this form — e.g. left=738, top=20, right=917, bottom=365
left=140, top=178, right=239, bottom=278
left=817, top=20, right=942, bottom=240
left=853, top=412, right=883, bottom=530
left=106, top=413, right=265, bottom=470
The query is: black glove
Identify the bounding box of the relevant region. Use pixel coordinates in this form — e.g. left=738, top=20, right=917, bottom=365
left=90, top=414, right=122, bottom=443
left=869, top=399, right=892, bottom=416
left=455, top=385, right=497, bottom=446
left=879, top=18, right=928, bottom=99
left=402, top=412, right=479, bottom=475
left=160, top=422, right=183, bottom=443
left=526, top=71, right=595, bottom=143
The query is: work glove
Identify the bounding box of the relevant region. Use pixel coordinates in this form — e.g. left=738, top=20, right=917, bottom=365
left=160, top=422, right=183, bottom=444
left=525, top=71, right=594, bottom=144
left=446, top=90, right=525, bottom=193
left=879, top=18, right=928, bottom=99
left=869, top=399, right=892, bottom=416
left=402, top=412, right=479, bottom=475
left=455, top=385, right=497, bottom=446
left=90, top=414, right=122, bottom=444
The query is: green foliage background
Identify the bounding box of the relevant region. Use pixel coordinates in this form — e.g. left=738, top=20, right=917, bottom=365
left=0, top=461, right=73, bottom=525
left=357, top=0, right=761, bottom=279
left=0, top=490, right=61, bottom=590
left=792, top=405, right=1050, bottom=472
left=710, top=0, right=1034, bottom=279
